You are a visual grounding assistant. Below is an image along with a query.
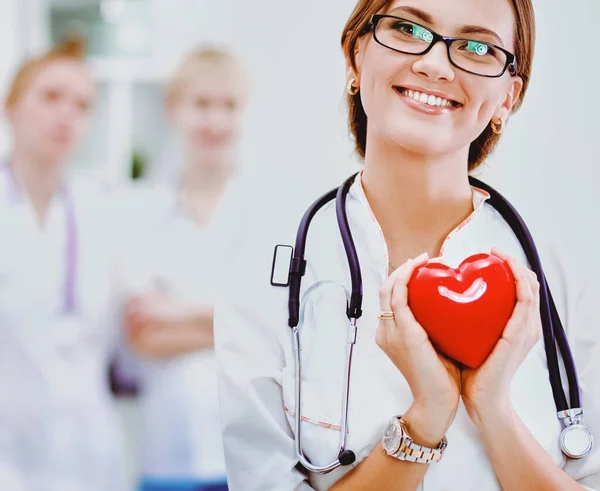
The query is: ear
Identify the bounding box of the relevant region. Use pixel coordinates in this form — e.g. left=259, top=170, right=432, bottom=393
left=492, top=76, right=524, bottom=123
left=345, top=36, right=367, bottom=85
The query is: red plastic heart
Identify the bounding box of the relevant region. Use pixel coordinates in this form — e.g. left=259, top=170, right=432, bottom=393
left=407, top=253, right=516, bottom=368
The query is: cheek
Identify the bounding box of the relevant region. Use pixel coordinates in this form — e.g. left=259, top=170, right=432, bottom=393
left=71, top=114, right=90, bottom=136
left=13, top=108, right=48, bottom=142
left=176, top=112, right=203, bottom=134
left=223, top=114, right=242, bottom=134
left=461, top=80, right=506, bottom=122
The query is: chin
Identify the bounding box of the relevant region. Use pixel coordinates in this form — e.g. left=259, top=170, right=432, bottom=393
left=387, top=130, right=457, bottom=158
left=44, top=143, right=73, bottom=163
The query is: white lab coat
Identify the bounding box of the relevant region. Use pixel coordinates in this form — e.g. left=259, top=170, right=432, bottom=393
left=0, top=173, right=126, bottom=491
left=120, top=184, right=230, bottom=481
left=215, top=173, right=600, bottom=491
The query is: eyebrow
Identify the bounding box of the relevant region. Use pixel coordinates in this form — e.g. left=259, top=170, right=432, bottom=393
left=459, top=26, right=504, bottom=47
left=389, top=6, right=433, bottom=24
left=387, top=6, right=505, bottom=47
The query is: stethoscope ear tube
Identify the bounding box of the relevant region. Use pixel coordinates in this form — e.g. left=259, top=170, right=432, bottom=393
left=469, top=176, right=576, bottom=412
left=336, top=174, right=363, bottom=320
left=288, top=186, right=338, bottom=328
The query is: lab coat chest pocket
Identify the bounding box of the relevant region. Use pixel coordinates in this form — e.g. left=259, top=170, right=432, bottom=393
left=281, top=365, right=345, bottom=468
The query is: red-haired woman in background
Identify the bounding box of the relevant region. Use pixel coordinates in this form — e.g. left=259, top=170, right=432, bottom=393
left=0, top=38, right=126, bottom=490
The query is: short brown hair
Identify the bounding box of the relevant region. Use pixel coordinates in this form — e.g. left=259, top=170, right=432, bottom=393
left=5, top=35, right=87, bottom=110
left=341, top=1, right=535, bottom=170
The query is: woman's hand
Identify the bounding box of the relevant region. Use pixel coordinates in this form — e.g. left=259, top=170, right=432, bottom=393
left=461, top=248, right=542, bottom=419
left=123, top=293, right=214, bottom=357
left=377, top=253, right=461, bottom=441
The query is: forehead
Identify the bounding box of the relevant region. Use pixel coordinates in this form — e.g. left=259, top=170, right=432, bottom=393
left=385, top=0, right=516, bottom=47
left=180, top=64, right=247, bottom=99
left=28, top=59, right=94, bottom=98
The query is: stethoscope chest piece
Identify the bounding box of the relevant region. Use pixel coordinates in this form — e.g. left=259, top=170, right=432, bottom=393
left=560, top=424, right=594, bottom=459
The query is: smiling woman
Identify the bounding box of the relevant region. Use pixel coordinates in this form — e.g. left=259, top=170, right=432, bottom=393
left=342, top=0, right=534, bottom=169
left=215, top=1, right=600, bottom=490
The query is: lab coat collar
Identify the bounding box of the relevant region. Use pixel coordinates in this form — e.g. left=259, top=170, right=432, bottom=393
left=345, top=171, right=491, bottom=278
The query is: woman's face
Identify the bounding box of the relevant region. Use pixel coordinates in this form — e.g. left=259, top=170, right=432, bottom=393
left=352, top=0, right=523, bottom=159
left=170, top=64, right=247, bottom=166
left=8, top=59, right=94, bottom=163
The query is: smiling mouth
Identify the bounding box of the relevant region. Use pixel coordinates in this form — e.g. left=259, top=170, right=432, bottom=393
left=394, top=87, right=462, bottom=108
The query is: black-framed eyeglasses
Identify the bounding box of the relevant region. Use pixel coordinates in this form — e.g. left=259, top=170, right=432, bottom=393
left=368, top=14, right=517, bottom=78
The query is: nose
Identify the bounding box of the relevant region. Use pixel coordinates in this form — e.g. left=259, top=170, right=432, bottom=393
left=206, top=108, right=233, bottom=133
left=411, top=41, right=455, bottom=82
left=57, top=100, right=80, bottom=120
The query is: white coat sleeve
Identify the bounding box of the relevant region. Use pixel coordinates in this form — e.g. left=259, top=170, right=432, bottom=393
left=215, top=288, right=313, bottom=491
left=543, top=242, right=600, bottom=490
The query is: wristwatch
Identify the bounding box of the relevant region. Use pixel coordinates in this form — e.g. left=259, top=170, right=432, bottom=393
left=382, top=415, right=448, bottom=463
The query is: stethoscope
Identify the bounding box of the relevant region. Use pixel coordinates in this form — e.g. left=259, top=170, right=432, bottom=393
left=2, top=164, right=78, bottom=315
left=276, top=172, right=594, bottom=475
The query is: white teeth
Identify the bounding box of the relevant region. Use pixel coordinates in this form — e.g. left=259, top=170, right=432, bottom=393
left=399, top=88, right=454, bottom=108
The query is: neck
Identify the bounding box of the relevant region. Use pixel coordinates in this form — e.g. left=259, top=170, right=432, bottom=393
left=361, top=138, right=474, bottom=258
left=10, top=148, right=63, bottom=225
left=178, top=154, right=230, bottom=225
left=180, top=154, right=230, bottom=193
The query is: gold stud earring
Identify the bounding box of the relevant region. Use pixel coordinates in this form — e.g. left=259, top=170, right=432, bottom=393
left=490, top=118, right=505, bottom=135
left=346, top=78, right=359, bottom=96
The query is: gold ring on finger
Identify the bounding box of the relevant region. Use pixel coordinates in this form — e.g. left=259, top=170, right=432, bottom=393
left=378, top=311, right=395, bottom=320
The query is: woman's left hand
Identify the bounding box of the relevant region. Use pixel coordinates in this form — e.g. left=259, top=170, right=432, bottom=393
left=461, top=248, right=543, bottom=416
left=123, top=293, right=215, bottom=357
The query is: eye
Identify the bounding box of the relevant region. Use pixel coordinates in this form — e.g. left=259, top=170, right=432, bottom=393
left=464, top=41, right=495, bottom=57
left=225, top=98, right=237, bottom=111
left=390, top=21, right=433, bottom=43
left=195, top=97, right=210, bottom=109
left=43, top=89, right=61, bottom=102
left=77, top=98, right=90, bottom=112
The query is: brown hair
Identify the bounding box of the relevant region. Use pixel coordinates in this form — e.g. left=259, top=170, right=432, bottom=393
left=5, top=34, right=87, bottom=110
left=164, top=46, right=245, bottom=106
left=341, top=1, right=535, bottom=170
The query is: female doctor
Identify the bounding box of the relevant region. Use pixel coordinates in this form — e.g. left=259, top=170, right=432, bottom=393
left=123, top=47, right=248, bottom=491
left=215, top=0, right=600, bottom=490
left=0, top=38, right=126, bottom=490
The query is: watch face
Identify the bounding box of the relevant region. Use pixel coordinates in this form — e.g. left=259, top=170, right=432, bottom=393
left=382, top=419, right=402, bottom=455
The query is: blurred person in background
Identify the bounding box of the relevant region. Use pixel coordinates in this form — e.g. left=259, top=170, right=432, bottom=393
left=0, top=37, right=127, bottom=490
left=122, top=46, right=248, bottom=491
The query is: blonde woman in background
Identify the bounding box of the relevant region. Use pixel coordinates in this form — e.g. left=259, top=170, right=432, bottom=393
left=0, top=38, right=127, bottom=490
left=122, top=46, right=248, bottom=491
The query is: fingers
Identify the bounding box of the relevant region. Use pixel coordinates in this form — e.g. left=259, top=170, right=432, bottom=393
left=491, top=248, right=539, bottom=306
left=379, top=252, right=429, bottom=315
left=377, top=253, right=429, bottom=349
left=491, top=248, right=542, bottom=346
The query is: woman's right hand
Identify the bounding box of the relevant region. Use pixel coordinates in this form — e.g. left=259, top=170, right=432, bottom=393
left=376, top=252, right=461, bottom=442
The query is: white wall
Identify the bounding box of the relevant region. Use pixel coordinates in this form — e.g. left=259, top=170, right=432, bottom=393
left=0, top=1, right=25, bottom=156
